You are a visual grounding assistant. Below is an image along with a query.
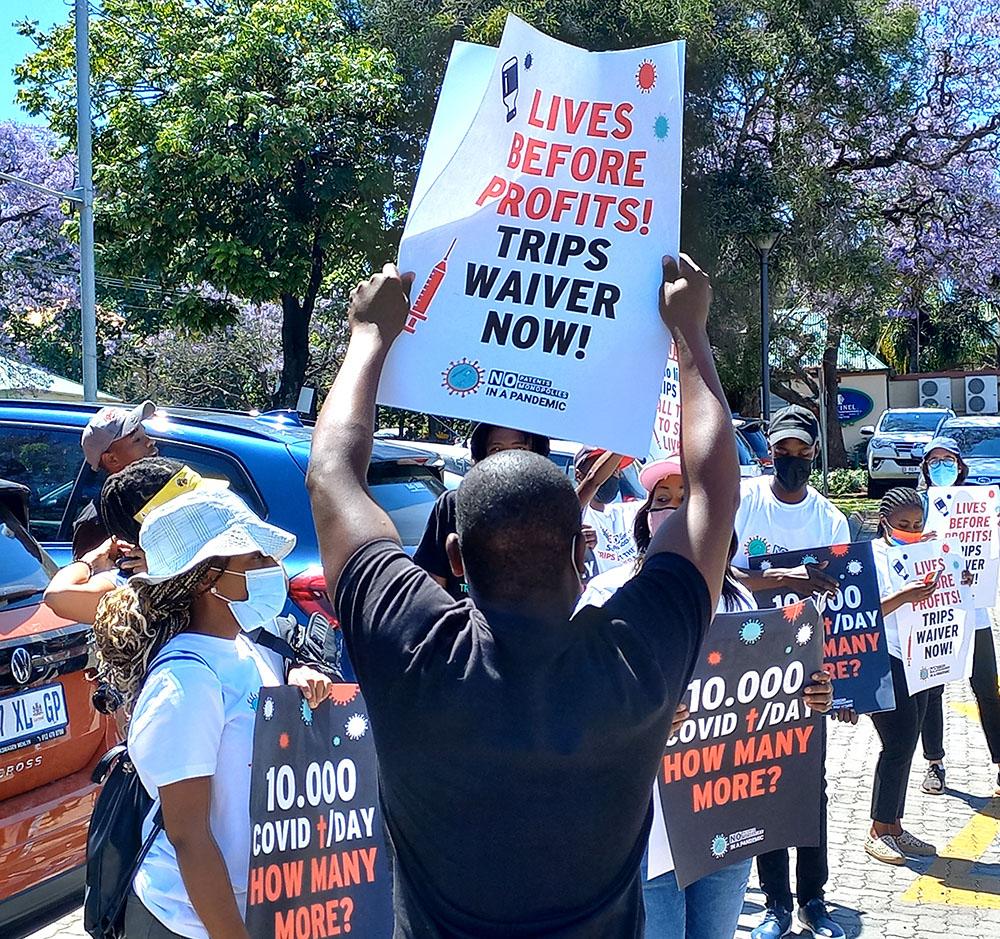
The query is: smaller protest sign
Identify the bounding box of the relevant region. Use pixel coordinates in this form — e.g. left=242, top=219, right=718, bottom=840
left=246, top=685, right=392, bottom=939
left=749, top=542, right=894, bottom=714
left=884, top=540, right=975, bottom=695
left=647, top=341, right=680, bottom=459
left=658, top=601, right=824, bottom=888
left=925, top=485, right=1000, bottom=609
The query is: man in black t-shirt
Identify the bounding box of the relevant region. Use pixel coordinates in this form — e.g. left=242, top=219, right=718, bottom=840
left=307, top=256, right=739, bottom=938
left=416, top=428, right=622, bottom=599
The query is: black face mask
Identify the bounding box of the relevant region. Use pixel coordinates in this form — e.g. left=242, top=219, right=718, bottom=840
left=595, top=476, right=620, bottom=504
left=773, top=455, right=812, bottom=492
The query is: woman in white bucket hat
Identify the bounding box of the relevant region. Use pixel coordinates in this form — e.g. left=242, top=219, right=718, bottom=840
left=93, top=487, right=334, bottom=939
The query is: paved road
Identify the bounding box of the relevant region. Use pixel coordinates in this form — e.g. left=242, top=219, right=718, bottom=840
left=22, top=625, right=1000, bottom=939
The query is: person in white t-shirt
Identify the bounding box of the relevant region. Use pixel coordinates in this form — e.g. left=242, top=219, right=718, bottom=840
left=577, top=462, right=833, bottom=939
left=575, top=447, right=643, bottom=575
left=865, top=487, right=940, bottom=865
left=915, top=436, right=1000, bottom=797
left=580, top=455, right=685, bottom=602
left=735, top=405, right=850, bottom=939
left=93, top=488, right=334, bottom=939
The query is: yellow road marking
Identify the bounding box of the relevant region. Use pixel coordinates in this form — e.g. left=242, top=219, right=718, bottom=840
left=901, top=798, right=1000, bottom=907
left=901, top=696, right=1000, bottom=906
left=950, top=700, right=980, bottom=721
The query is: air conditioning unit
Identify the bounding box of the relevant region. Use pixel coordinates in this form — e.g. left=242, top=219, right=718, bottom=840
left=966, top=375, right=998, bottom=414
left=919, top=377, right=952, bottom=409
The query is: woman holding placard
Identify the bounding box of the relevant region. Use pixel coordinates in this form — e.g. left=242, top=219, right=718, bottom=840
left=916, top=437, right=1000, bottom=797
left=577, top=460, right=833, bottom=938
left=93, top=488, right=334, bottom=939
left=865, top=487, right=939, bottom=865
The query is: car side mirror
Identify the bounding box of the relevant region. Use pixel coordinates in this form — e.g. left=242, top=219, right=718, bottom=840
left=859, top=426, right=875, bottom=438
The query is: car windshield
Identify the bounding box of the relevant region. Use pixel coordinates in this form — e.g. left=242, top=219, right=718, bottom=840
left=549, top=452, right=574, bottom=476
left=0, top=505, right=53, bottom=604
left=947, top=426, right=1000, bottom=459
left=880, top=412, right=945, bottom=433
left=743, top=429, right=769, bottom=460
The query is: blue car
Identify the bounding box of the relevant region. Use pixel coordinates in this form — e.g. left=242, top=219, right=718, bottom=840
left=0, top=400, right=447, bottom=681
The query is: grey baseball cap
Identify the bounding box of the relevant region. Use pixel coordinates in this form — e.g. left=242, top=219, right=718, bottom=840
left=81, top=401, right=156, bottom=470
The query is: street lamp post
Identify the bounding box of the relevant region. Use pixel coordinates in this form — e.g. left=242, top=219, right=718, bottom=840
left=75, top=0, right=97, bottom=403
left=750, top=231, right=780, bottom=423
left=0, top=2, right=96, bottom=403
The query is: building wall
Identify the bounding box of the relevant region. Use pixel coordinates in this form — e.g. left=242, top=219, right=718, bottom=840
left=889, top=371, right=1000, bottom=415
left=788, top=371, right=889, bottom=452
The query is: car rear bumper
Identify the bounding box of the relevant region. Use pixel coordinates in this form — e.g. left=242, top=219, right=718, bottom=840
left=0, top=746, right=106, bottom=903
left=0, top=864, right=83, bottom=935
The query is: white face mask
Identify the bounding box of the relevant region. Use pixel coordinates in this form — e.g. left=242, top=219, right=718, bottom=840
left=214, top=563, right=288, bottom=631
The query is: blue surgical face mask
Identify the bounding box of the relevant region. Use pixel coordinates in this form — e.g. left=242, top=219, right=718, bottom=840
left=214, top=563, right=288, bottom=631
left=927, top=459, right=959, bottom=488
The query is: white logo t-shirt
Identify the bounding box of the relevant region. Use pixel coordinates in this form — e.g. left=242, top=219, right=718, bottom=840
left=584, top=501, right=643, bottom=575
left=129, top=632, right=285, bottom=939
left=733, top=477, right=851, bottom=570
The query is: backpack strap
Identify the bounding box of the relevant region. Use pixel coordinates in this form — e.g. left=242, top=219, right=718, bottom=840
left=247, top=626, right=299, bottom=662
left=147, top=650, right=214, bottom=675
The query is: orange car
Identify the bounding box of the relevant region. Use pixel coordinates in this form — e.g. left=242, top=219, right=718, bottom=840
left=0, top=480, right=116, bottom=931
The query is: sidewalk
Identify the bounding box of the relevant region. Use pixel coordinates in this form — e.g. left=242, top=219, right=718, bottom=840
left=23, top=625, right=1000, bottom=939
left=737, top=616, right=1000, bottom=938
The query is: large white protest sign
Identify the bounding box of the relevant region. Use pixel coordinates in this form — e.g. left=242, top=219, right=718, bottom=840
left=885, top=540, right=975, bottom=694
left=380, top=16, right=685, bottom=456
left=925, top=485, right=1000, bottom=609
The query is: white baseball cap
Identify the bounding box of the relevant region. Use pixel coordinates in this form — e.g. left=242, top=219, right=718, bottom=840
left=133, top=488, right=296, bottom=585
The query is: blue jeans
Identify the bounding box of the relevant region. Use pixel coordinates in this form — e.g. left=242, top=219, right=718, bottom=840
left=641, top=852, right=752, bottom=938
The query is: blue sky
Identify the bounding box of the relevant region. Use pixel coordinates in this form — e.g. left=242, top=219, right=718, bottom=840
left=1, top=0, right=71, bottom=124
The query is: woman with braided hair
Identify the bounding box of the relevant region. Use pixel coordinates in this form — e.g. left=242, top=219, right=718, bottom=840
left=47, top=458, right=338, bottom=707
left=94, top=486, right=333, bottom=939
left=864, top=486, right=939, bottom=865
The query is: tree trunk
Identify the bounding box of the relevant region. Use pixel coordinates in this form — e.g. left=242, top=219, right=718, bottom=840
left=272, top=226, right=326, bottom=409
left=822, top=320, right=850, bottom=469
left=274, top=294, right=310, bottom=408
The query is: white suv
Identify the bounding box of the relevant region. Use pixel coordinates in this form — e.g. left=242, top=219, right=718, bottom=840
left=863, top=407, right=954, bottom=496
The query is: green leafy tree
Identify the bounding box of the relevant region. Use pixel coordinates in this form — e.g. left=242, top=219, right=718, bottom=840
left=367, top=1, right=999, bottom=462
left=16, top=0, right=403, bottom=405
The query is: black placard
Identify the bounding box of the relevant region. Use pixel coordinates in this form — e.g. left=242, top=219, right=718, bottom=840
left=750, top=541, right=895, bottom=714
left=246, top=685, right=392, bottom=938
left=658, top=602, right=824, bottom=888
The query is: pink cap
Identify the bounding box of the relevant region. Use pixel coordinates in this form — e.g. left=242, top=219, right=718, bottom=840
left=640, top=455, right=683, bottom=493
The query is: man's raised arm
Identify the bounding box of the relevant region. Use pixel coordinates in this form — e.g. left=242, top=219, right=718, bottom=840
left=306, top=264, right=414, bottom=594
left=646, top=255, right=740, bottom=612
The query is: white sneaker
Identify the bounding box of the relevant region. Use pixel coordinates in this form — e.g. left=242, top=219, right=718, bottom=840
left=896, top=830, right=936, bottom=857
left=865, top=833, right=906, bottom=865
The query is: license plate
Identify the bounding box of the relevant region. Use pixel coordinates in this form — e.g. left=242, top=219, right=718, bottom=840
left=0, top=684, right=68, bottom=755
left=901, top=465, right=920, bottom=474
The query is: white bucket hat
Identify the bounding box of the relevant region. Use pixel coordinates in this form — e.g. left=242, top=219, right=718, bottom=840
left=133, top=488, right=296, bottom=585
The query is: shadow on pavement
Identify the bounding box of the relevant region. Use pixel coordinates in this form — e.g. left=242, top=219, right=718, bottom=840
left=8, top=894, right=82, bottom=939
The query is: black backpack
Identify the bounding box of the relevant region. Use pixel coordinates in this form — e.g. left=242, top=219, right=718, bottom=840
left=84, top=651, right=211, bottom=939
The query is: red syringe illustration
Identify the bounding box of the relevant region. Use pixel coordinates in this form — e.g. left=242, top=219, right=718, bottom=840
left=404, top=238, right=457, bottom=334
